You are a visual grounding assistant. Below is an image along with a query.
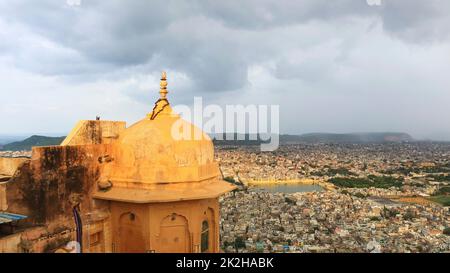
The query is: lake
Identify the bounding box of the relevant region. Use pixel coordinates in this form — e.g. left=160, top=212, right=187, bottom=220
left=249, top=183, right=324, bottom=193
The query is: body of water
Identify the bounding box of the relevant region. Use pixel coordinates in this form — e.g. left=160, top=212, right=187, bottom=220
left=249, top=183, right=324, bottom=193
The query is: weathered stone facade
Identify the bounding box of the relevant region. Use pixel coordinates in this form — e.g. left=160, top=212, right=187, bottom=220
left=0, top=72, right=234, bottom=253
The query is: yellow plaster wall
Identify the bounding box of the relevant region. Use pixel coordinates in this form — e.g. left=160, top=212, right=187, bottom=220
left=108, top=198, right=219, bottom=253
left=0, top=232, right=21, bottom=252
left=0, top=157, right=28, bottom=176
left=0, top=183, right=6, bottom=211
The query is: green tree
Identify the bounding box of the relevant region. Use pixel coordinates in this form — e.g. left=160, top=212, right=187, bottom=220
left=443, top=227, right=450, bottom=236
left=234, top=237, right=246, bottom=250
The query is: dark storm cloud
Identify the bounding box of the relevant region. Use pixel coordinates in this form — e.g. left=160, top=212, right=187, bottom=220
left=1, top=0, right=449, bottom=93
left=380, top=0, right=450, bottom=42
left=199, top=0, right=373, bottom=29
left=1, top=0, right=450, bottom=140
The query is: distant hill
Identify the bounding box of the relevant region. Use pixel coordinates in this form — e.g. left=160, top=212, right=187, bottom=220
left=211, top=132, right=414, bottom=145
left=0, top=132, right=414, bottom=151
left=0, top=135, right=66, bottom=151
left=211, top=133, right=266, bottom=146
left=281, top=132, right=414, bottom=144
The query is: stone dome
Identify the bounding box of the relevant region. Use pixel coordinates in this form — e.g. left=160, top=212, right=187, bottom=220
left=93, top=72, right=236, bottom=203
left=103, top=108, right=220, bottom=187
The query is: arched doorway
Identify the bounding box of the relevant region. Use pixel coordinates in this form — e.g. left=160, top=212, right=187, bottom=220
left=158, top=214, right=191, bottom=253
left=117, top=212, right=146, bottom=253
left=199, top=208, right=216, bottom=253
left=201, top=220, right=209, bottom=252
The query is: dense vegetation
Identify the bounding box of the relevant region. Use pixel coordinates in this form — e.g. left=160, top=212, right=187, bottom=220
left=380, top=207, right=400, bottom=219
left=223, top=237, right=246, bottom=250
left=428, top=186, right=450, bottom=206
left=434, top=186, right=450, bottom=196
left=427, top=196, right=450, bottom=207
left=444, top=227, right=450, bottom=236
left=329, top=175, right=403, bottom=189
left=223, top=176, right=244, bottom=187
left=223, top=176, right=236, bottom=183
left=427, top=174, right=450, bottom=182
left=383, top=166, right=450, bottom=175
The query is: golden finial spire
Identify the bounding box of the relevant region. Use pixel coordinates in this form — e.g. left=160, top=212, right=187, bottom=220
left=148, top=71, right=171, bottom=120
left=159, top=71, right=168, bottom=99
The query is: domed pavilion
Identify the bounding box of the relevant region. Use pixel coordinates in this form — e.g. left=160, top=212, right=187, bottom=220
left=92, top=72, right=236, bottom=253
left=0, top=72, right=235, bottom=253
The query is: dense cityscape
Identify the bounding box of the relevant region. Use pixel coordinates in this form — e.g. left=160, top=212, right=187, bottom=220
left=1, top=142, right=450, bottom=253
left=216, top=143, right=450, bottom=253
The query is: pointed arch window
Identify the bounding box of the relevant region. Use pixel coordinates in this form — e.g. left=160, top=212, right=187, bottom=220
left=201, top=220, right=209, bottom=252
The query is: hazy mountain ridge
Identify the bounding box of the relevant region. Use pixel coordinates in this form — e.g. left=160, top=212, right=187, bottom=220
left=0, top=132, right=415, bottom=151
left=0, top=135, right=66, bottom=151
left=212, top=132, right=414, bottom=145
left=282, top=132, right=414, bottom=144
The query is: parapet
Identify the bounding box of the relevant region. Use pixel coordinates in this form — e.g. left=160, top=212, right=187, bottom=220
left=61, top=120, right=126, bottom=146
left=0, top=157, right=29, bottom=177
left=0, top=157, right=29, bottom=213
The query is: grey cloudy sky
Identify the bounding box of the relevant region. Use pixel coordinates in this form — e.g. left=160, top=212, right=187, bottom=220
left=0, top=0, right=449, bottom=140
